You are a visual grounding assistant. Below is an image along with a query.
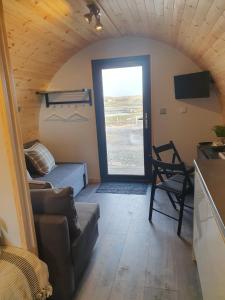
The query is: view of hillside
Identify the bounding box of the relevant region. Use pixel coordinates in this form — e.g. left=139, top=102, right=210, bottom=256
left=104, top=95, right=144, bottom=175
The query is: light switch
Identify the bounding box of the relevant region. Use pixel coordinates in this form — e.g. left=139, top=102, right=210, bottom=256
left=160, top=108, right=167, bottom=115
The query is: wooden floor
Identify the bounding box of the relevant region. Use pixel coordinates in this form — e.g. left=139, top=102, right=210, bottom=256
left=74, top=184, right=202, bottom=300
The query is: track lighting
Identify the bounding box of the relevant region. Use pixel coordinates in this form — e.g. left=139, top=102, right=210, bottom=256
left=84, top=2, right=103, bottom=31
left=95, top=15, right=103, bottom=31
left=84, top=13, right=92, bottom=24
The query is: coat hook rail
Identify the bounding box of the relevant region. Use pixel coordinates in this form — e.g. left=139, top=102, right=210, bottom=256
left=37, top=89, right=92, bottom=107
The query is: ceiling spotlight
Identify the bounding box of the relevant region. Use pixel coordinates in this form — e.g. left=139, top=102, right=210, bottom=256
left=95, top=15, right=103, bottom=31
left=84, top=13, right=92, bottom=24
left=84, top=2, right=103, bottom=31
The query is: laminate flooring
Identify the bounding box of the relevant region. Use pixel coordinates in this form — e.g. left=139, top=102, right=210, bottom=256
left=74, top=184, right=202, bottom=300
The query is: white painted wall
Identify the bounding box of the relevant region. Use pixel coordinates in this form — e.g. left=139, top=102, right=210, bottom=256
left=39, top=37, right=222, bottom=182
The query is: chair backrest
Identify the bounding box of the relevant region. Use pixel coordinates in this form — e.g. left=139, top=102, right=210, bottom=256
left=151, top=157, right=186, bottom=176
left=150, top=157, right=189, bottom=194
left=153, top=141, right=182, bottom=164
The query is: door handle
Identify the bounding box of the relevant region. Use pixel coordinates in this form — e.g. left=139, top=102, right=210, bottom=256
left=144, top=113, right=148, bottom=129
left=137, top=114, right=148, bottom=128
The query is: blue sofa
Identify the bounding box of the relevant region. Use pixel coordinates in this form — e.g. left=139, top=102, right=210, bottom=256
left=34, top=162, right=88, bottom=196
left=24, top=140, right=88, bottom=196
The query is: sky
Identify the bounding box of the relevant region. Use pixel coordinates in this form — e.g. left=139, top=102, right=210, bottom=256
left=102, top=66, right=143, bottom=97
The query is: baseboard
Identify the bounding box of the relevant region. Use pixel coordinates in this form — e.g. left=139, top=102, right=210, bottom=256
left=89, top=178, right=101, bottom=184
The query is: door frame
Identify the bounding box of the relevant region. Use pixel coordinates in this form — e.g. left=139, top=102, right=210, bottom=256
left=92, top=55, right=152, bottom=183
left=0, top=1, right=37, bottom=252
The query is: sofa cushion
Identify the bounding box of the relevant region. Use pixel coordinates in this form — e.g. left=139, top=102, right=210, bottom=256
left=75, top=203, right=100, bottom=233
left=30, top=187, right=81, bottom=240
left=34, top=163, right=86, bottom=196
left=25, top=142, right=56, bottom=175
left=72, top=203, right=100, bottom=255
left=71, top=203, right=100, bottom=280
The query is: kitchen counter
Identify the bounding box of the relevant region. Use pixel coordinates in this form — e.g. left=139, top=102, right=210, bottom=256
left=197, top=143, right=220, bottom=159
left=194, top=159, right=225, bottom=236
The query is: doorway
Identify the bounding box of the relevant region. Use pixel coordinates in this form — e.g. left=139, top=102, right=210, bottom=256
left=92, top=55, right=151, bottom=182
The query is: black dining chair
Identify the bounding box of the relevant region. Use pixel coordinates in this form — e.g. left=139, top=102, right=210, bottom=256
left=149, top=157, right=192, bottom=236
left=152, top=140, right=194, bottom=189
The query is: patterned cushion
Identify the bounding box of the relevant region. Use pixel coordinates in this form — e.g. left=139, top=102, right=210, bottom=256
left=25, top=143, right=55, bottom=175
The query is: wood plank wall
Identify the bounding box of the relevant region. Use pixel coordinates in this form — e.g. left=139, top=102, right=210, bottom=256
left=3, top=0, right=225, bottom=141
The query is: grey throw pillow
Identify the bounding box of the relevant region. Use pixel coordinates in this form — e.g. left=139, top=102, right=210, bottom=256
left=30, top=187, right=81, bottom=240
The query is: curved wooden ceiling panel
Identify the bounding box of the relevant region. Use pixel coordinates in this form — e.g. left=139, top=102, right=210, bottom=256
left=3, top=0, right=225, bottom=141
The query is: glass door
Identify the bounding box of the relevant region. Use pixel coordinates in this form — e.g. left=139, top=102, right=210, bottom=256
left=102, top=66, right=144, bottom=175
left=92, top=56, right=151, bottom=182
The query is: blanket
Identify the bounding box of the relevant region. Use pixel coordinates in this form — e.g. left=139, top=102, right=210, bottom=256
left=0, top=246, right=52, bottom=300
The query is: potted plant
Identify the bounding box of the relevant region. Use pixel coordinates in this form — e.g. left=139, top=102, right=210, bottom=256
left=213, top=125, right=225, bottom=144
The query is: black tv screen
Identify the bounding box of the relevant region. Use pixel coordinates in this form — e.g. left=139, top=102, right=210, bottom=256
left=174, top=71, right=210, bottom=99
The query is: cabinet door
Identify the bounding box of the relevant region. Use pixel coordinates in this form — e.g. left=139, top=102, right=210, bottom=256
left=204, top=197, right=225, bottom=300
left=193, top=172, right=210, bottom=282
left=194, top=171, right=225, bottom=300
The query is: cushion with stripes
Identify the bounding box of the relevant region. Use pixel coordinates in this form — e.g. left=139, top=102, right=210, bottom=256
left=25, top=143, right=56, bottom=175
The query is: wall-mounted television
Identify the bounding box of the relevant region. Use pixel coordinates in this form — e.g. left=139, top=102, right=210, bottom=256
left=174, top=71, right=210, bottom=99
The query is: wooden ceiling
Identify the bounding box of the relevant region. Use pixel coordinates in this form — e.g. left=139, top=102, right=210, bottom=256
left=3, top=0, right=225, bottom=141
